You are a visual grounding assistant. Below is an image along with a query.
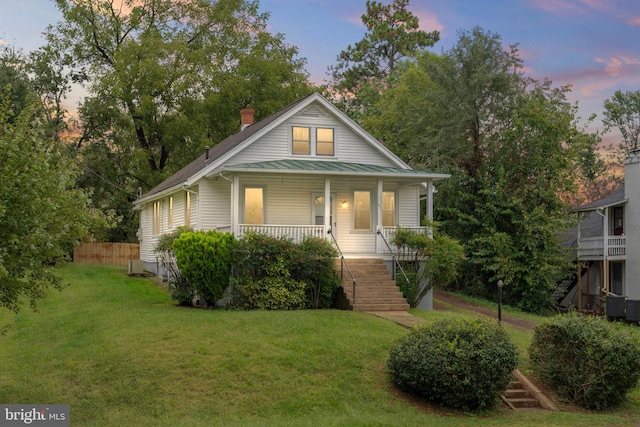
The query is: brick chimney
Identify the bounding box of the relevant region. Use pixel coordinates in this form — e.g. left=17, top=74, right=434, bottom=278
left=240, top=109, right=254, bottom=130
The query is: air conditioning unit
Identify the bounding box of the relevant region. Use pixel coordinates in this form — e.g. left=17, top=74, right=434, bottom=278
left=128, top=259, right=145, bottom=276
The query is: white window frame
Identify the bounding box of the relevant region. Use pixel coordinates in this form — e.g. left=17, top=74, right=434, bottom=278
left=185, top=191, right=191, bottom=227
left=353, top=190, right=373, bottom=232
left=242, top=186, right=266, bottom=225
left=290, top=124, right=336, bottom=157
left=381, top=190, right=396, bottom=227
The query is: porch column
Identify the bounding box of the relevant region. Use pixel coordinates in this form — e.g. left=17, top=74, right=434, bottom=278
left=324, top=178, right=331, bottom=233
left=233, top=175, right=240, bottom=236
left=603, top=208, right=609, bottom=295
left=426, top=181, right=434, bottom=221
left=377, top=179, right=383, bottom=253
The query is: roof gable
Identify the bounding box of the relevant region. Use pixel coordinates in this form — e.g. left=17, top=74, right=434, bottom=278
left=571, top=184, right=626, bottom=212
left=135, top=93, right=421, bottom=204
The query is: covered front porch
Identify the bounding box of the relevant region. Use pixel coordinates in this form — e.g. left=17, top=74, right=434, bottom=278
left=201, top=159, right=447, bottom=256
left=237, top=224, right=429, bottom=256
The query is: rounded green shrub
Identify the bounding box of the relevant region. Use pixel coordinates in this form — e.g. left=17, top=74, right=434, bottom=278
left=529, top=313, right=640, bottom=410
left=387, top=318, right=518, bottom=411
left=231, top=232, right=340, bottom=309
left=154, top=226, right=195, bottom=306
left=172, top=230, right=235, bottom=307
left=238, top=256, right=308, bottom=310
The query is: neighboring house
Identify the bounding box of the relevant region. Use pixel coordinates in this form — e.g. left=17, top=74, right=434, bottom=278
left=560, top=150, right=640, bottom=318
left=133, top=93, right=449, bottom=309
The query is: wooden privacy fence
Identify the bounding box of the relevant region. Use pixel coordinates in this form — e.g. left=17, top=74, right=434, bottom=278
left=74, top=242, right=140, bottom=265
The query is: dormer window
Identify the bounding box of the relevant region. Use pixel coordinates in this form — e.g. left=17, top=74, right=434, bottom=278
left=291, top=126, right=335, bottom=156
left=292, top=126, right=310, bottom=155
left=317, top=128, right=334, bottom=156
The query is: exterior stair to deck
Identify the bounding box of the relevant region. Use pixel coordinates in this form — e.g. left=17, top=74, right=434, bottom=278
left=334, top=258, right=410, bottom=312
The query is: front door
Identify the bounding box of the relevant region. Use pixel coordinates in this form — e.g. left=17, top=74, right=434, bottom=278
left=313, top=193, right=336, bottom=233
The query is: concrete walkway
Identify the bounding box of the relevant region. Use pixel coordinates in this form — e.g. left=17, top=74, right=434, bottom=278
left=366, top=311, right=426, bottom=329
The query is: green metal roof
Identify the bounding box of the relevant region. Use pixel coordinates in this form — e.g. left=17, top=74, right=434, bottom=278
left=217, top=159, right=449, bottom=180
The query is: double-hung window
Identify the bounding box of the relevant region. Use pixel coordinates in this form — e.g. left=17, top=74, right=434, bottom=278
left=168, top=196, right=174, bottom=228
left=185, top=192, right=191, bottom=227
left=244, top=187, right=264, bottom=225
left=152, top=200, right=162, bottom=234
left=292, top=126, right=334, bottom=156
left=316, top=128, right=334, bottom=156
left=292, top=127, right=311, bottom=155
left=353, top=191, right=372, bottom=231
left=382, top=191, right=396, bottom=227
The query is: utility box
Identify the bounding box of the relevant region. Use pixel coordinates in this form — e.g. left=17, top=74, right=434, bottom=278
left=606, top=295, right=626, bottom=320
left=128, top=259, right=145, bottom=276
left=626, top=300, right=640, bottom=323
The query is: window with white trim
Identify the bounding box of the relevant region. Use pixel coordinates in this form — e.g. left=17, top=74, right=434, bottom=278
left=244, top=187, right=264, bottom=225
left=168, top=196, right=173, bottom=228
left=353, top=190, right=372, bottom=231
left=316, top=128, right=334, bottom=156
left=291, top=126, right=335, bottom=157
left=382, top=191, right=396, bottom=227
left=152, top=200, right=162, bottom=234
left=292, top=126, right=310, bottom=155
left=185, top=192, right=191, bottom=227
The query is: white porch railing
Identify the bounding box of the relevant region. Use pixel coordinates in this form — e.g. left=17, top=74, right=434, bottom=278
left=238, top=224, right=326, bottom=242
left=380, top=226, right=430, bottom=253
left=608, top=236, right=626, bottom=257
left=577, top=235, right=626, bottom=259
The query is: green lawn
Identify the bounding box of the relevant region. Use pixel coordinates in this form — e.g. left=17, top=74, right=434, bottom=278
left=1, top=264, right=640, bottom=426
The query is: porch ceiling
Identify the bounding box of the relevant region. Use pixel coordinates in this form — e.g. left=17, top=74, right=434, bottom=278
left=212, top=159, right=449, bottom=181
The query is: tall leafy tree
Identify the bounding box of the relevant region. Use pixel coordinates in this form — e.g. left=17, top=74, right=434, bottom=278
left=0, top=85, right=96, bottom=312
left=370, top=28, right=602, bottom=312
left=603, top=89, right=640, bottom=162
left=327, top=0, right=439, bottom=119
left=45, top=0, right=313, bottom=240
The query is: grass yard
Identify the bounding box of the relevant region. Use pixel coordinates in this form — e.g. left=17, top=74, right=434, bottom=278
left=1, top=264, right=640, bottom=426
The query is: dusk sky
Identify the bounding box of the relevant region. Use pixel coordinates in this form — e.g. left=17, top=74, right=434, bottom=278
left=2, top=0, right=640, bottom=145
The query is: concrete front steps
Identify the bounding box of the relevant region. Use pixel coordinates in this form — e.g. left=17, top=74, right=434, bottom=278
left=334, top=258, right=410, bottom=312
left=501, top=370, right=557, bottom=411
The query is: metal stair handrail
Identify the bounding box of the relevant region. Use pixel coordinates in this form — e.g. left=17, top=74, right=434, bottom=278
left=376, top=229, right=411, bottom=288
left=327, top=228, right=357, bottom=305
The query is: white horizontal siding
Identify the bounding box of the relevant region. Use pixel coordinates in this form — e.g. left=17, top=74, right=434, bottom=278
left=398, top=185, right=420, bottom=227
left=139, top=174, right=424, bottom=259
left=199, top=179, right=231, bottom=231
left=138, top=189, right=200, bottom=263
left=139, top=203, right=156, bottom=262
left=226, top=107, right=400, bottom=168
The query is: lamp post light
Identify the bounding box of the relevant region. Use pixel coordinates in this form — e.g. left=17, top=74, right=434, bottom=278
left=497, top=280, right=504, bottom=325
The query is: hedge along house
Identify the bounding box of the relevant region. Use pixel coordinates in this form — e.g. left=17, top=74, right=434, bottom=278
left=133, top=93, right=449, bottom=310
left=559, top=149, right=640, bottom=320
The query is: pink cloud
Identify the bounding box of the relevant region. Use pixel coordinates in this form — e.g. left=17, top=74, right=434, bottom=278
left=528, top=0, right=584, bottom=15
left=596, top=54, right=640, bottom=77
left=578, top=0, right=613, bottom=11
left=414, top=11, right=445, bottom=33
left=627, top=16, right=640, bottom=26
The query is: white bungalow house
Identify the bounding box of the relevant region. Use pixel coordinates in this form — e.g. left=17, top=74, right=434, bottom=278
left=560, top=149, right=640, bottom=321
left=133, top=92, right=449, bottom=310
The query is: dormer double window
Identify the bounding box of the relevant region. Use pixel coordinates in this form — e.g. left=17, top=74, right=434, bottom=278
left=292, top=126, right=335, bottom=156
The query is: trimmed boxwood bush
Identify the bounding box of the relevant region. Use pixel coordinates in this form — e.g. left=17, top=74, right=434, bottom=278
left=154, top=226, right=195, bottom=306
left=231, top=232, right=340, bottom=310
left=237, top=255, right=307, bottom=310
left=293, top=236, right=340, bottom=308
left=529, top=313, right=640, bottom=410
left=388, top=318, right=518, bottom=411
left=172, top=230, right=236, bottom=307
